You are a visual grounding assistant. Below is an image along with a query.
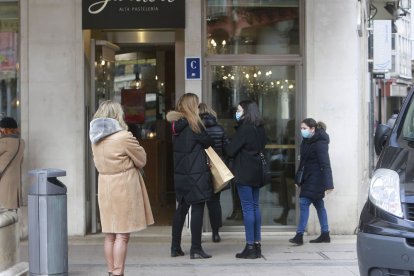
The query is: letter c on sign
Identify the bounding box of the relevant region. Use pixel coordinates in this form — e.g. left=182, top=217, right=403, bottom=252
left=190, top=61, right=197, bottom=69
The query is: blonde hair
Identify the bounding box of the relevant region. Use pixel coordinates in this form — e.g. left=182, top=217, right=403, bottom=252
left=93, top=100, right=128, bottom=130
left=0, top=128, right=19, bottom=136
left=198, top=102, right=217, bottom=118
left=176, top=93, right=204, bottom=133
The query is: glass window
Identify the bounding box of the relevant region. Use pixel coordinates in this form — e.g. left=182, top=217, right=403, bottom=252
left=211, top=64, right=297, bottom=227
left=206, top=0, right=300, bottom=55
left=0, top=1, right=19, bottom=121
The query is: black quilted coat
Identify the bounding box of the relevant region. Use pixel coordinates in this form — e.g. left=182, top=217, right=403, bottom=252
left=199, top=113, right=228, bottom=157
left=298, top=128, right=334, bottom=200
left=166, top=111, right=213, bottom=204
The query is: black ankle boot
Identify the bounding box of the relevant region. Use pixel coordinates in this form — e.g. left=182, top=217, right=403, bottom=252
left=273, top=216, right=287, bottom=225
left=310, top=231, right=331, bottom=243
left=254, top=242, right=262, bottom=258
left=212, top=229, right=221, bottom=243
left=171, top=247, right=185, bottom=257
left=289, top=233, right=304, bottom=245
left=190, top=248, right=212, bottom=259
left=235, top=243, right=257, bottom=259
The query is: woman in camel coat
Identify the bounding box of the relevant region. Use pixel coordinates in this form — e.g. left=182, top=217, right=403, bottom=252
left=90, top=100, right=154, bottom=276
left=0, top=117, right=25, bottom=211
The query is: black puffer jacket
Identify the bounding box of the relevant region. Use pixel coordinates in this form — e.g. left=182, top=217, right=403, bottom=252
left=166, top=111, right=213, bottom=204
left=298, top=128, right=334, bottom=200
left=199, top=113, right=228, bottom=157
left=225, top=121, right=267, bottom=187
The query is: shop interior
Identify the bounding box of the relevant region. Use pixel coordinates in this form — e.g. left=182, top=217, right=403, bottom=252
left=85, top=30, right=178, bottom=232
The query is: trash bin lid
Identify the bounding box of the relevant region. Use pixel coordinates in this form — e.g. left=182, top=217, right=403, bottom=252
left=28, top=168, right=67, bottom=195
left=28, top=168, right=66, bottom=177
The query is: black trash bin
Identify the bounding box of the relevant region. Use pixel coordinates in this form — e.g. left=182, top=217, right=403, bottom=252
left=28, top=168, right=68, bottom=276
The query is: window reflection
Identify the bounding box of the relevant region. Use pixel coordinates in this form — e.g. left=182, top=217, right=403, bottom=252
left=206, top=0, right=300, bottom=55
left=0, top=2, right=19, bottom=121
left=211, top=64, right=297, bottom=227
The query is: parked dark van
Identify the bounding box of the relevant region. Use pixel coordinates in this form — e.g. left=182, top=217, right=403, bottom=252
left=357, top=89, right=414, bottom=276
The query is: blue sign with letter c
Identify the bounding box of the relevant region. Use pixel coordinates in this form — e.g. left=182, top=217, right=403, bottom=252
left=185, top=57, right=201, bottom=80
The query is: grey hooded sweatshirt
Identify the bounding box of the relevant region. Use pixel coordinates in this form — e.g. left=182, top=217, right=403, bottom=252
left=89, top=118, right=123, bottom=144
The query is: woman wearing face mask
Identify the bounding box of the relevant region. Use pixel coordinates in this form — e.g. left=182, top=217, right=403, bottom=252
left=225, top=100, right=267, bottom=259
left=289, top=118, right=334, bottom=245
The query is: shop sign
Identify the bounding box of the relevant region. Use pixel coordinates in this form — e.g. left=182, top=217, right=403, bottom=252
left=82, top=0, right=185, bottom=29
left=373, top=20, right=392, bottom=71
left=185, top=57, right=201, bottom=80
left=373, top=72, right=386, bottom=79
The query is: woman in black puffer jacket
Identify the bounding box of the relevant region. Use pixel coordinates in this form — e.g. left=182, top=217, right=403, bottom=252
left=199, top=103, right=229, bottom=243
left=289, top=118, right=334, bottom=245
left=166, top=93, right=213, bottom=259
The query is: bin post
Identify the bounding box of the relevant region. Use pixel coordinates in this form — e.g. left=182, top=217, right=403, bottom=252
left=28, top=168, right=68, bottom=276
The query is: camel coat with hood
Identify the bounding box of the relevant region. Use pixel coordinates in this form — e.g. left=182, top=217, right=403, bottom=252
left=0, top=135, right=24, bottom=209
left=90, top=118, right=154, bottom=233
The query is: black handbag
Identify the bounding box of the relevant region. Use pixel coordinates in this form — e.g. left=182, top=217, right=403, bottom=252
left=254, top=127, right=271, bottom=187
left=295, top=166, right=304, bottom=184
left=259, top=152, right=272, bottom=186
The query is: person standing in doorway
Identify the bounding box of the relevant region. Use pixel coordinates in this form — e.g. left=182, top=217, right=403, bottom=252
left=0, top=117, right=25, bottom=212
left=167, top=93, right=213, bottom=259
left=289, top=118, right=334, bottom=245
left=198, top=102, right=229, bottom=243
left=90, top=100, right=154, bottom=276
left=225, top=100, right=267, bottom=259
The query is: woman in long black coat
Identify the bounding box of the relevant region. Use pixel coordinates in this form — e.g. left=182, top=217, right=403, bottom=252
left=198, top=103, right=229, bottom=243
left=166, top=93, right=213, bottom=259
left=225, top=100, right=267, bottom=259
left=289, top=118, right=334, bottom=245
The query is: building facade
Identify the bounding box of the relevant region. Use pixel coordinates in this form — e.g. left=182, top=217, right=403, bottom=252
left=3, top=0, right=372, bottom=236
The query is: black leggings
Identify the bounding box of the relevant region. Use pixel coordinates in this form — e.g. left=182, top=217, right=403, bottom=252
left=171, top=200, right=205, bottom=250
left=206, top=192, right=222, bottom=231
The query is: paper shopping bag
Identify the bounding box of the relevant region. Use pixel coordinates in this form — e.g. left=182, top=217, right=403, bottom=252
left=205, top=147, right=234, bottom=193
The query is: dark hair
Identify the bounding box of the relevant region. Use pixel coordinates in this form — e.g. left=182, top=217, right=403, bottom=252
left=302, top=118, right=327, bottom=131
left=239, top=100, right=263, bottom=126
left=0, top=117, right=18, bottom=129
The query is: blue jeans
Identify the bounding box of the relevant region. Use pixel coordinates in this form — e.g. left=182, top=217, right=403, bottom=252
left=297, top=197, right=329, bottom=234
left=237, top=184, right=261, bottom=244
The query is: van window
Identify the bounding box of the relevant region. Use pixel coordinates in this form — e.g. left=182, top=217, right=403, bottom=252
left=399, top=95, right=414, bottom=142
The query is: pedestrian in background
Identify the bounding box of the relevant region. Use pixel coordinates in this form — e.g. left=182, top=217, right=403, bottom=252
left=225, top=100, right=267, bottom=259
left=387, top=109, right=399, bottom=129
left=90, top=100, right=154, bottom=276
left=289, top=118, right=334, bottom=245
left=167, top=93, right=213, bottom=259
left=199, top=102, right=229, bottom=243
left=0, top=117, right=25, bottom=212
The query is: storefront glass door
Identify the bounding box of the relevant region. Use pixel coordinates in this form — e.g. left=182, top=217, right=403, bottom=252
left=86, top=37, right=177, bottom=233
left=209, top=64, right=298, bottom=229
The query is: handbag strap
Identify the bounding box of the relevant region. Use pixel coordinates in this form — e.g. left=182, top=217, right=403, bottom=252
left=0, top=138, right=21, bottom=181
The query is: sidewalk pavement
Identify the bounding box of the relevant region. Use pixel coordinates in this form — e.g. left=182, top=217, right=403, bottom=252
left=19, top=227, right=359, bottom=276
